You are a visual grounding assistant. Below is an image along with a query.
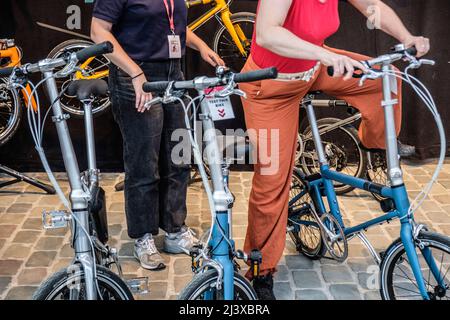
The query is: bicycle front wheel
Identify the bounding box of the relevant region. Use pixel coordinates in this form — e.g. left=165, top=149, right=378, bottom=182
left=0, top=78, right=21, bottom=147
left=380, top=231, right=450, bottom=300
left=32, top=264, right=133, bottom=300
left=213, top=12, right=255, bottom=72
left=178, top=269, right=257, bottom=300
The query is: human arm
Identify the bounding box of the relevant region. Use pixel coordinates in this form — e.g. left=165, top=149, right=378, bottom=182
left=186, top=28, right=225, bottom=67
left=255, top=0, right=367, bottom=80
left=348, top=0, right=430, bottom=57
left=91, top=17, right=151, bottom=113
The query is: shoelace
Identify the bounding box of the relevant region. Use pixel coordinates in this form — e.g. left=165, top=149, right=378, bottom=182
left=138, top=237, right=158, bottom=255
left=178, top=228, right=197, bottom=247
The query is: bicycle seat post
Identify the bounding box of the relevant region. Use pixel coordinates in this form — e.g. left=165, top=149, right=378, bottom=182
left=304, top=99, right=328, bottom=166
left=380, top=63, right=403, bottom=187
left=81, top=97, right=99, bottom=189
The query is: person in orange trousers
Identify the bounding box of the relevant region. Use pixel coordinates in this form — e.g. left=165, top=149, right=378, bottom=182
left=239, top=0, right=430, bottom=300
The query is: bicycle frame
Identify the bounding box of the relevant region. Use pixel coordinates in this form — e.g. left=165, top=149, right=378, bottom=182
left=42, top=70, right=98, bottom=299
left=187, top=0, right=249, bottom=57
left=75, top=56, right=109, bottom=80
left=0, top=42, right=37, bottom=111
left=195, top=84, right=236, bottom=300
left=300, top=63, right=440, bottom=300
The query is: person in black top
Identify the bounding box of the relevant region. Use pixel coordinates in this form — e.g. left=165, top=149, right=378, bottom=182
left=91, top=0, right=224, bottom=270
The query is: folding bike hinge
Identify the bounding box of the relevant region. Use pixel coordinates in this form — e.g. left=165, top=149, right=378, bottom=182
left=42, top=210, right=70, bottom=229
left=51, top=113, right=70, bottom=123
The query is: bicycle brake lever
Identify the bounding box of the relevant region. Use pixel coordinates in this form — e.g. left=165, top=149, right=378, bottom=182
left=144, top=96, right=162, bottom=110
left=55, top=59, right=78, bottom=78
left=419, top=59, right=435, bottom=66
left=358, top=70, right=381, bottom=86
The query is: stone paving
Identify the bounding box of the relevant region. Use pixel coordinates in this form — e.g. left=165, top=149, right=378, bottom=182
left=0, top=160, right=449, bottom=300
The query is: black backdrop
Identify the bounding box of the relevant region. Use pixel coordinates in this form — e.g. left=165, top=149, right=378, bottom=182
left=0, top=0, right=449, bottom=172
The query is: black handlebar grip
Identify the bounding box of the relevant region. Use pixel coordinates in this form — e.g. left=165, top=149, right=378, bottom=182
left=75, top=41, right=113, bottom=63
left=234, top=67, right=278, bottom=83
left=405, top=46, right=417, bottom=56
left=0, top=67, right=15, bottom=78
left=327, top=66, right=364, bottom=78
left=142, top=81, right=171, bottom=93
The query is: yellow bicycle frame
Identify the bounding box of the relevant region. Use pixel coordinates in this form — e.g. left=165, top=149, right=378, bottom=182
left=187, top=0, right=249, bottom=57
left=75, top=56, right=109, bottom=80
left=0, top=45, right=38, bottom=111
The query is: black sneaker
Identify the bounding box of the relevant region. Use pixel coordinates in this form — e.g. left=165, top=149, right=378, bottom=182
left=359, top=140, right=416, bottom=158
left=252, top=274, right=276, bottom=300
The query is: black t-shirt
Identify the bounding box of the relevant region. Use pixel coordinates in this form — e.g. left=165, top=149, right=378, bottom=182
left=93, top=0, right=187, bottom=61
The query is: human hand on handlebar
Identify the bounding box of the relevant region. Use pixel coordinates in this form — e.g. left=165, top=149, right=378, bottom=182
left=319, top=50, right=368, bottom=81
left=403, top=35, right=430, bottom=58
left=199, top=45, right=225, bottom=68
left=132, top=73, right=153, bottom=113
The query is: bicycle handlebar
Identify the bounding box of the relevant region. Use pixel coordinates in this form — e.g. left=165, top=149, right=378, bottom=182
left=234, top=67, right=278, bottom=83
left=0, top=41, right=114, bottom=79
left=327, top=46, right=418, bottom=78
left=75, top=41, right=113, bottom=63
left=142, top=67, right=278, bottom=93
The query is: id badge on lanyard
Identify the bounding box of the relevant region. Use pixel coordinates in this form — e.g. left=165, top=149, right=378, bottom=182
left=163, top=0, right=182, bottom=59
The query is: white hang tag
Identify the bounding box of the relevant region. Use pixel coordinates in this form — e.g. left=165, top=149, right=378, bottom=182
left=168, top=34, right=182, bottom=59
left=205, top=87, right=235, bottom=121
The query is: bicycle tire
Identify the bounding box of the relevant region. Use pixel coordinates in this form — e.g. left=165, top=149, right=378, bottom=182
left=178, top=269, right=257, bottom=300
left=212, top=12, right=255, bottom=72
left=0, top=77, right=22, bottom=147
left=366, top=151, right=389, bottom=202
left=288, top=169, right=326, bottom=259
left=379, top=230, right=450, bottom=300
left=46, top=39, right=111, bottom=118
left=32, top=264, right=133, bottom=300
left=300, top=118, right=367, bottom=195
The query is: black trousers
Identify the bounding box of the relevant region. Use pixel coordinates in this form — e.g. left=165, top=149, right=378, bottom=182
left=109, top=60, right=190, bottom=238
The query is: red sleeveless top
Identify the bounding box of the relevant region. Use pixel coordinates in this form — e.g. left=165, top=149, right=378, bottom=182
left=251, top=0, right=341, bottom=73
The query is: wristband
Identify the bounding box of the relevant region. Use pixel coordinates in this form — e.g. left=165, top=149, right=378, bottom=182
left=131, top=72, right=144, bottom=80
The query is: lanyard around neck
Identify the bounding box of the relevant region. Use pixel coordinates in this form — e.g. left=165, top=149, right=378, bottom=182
left=163, top=0, right=176, bottom=33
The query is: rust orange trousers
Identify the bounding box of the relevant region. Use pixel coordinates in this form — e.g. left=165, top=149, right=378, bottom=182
left=239, top=47, right=402, bottom=279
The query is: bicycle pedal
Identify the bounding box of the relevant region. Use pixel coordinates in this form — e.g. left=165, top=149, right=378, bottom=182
left=42, top=210, right=70, bottom=229
left=126, top=277, right=149, bottom=295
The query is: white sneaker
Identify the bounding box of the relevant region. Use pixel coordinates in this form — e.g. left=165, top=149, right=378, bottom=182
left=164, top=226, right=199, bottom=254
left=134, top=234, right=166, bottom=270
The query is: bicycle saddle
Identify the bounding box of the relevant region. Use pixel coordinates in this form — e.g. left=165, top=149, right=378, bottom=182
left=306, top=90, right=323, bottom=96
left=67, top=79, right=108, bottom=101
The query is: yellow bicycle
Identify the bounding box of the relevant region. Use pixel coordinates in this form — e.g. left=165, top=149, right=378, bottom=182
left=47, top=0, right=255, bottom=117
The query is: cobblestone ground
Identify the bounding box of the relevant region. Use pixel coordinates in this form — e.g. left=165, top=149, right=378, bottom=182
left=0, top=160, right=449, bottom=300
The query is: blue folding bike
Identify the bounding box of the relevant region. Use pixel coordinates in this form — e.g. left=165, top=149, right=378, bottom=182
left=288, top=45, right=450, bottom=300
left=141, top=66, right=278, bottom=300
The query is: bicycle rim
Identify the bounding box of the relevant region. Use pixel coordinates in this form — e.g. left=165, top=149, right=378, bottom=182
left=178, top=269, right=256, bottom=300
left=34, top=265, right=132, bottom=300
